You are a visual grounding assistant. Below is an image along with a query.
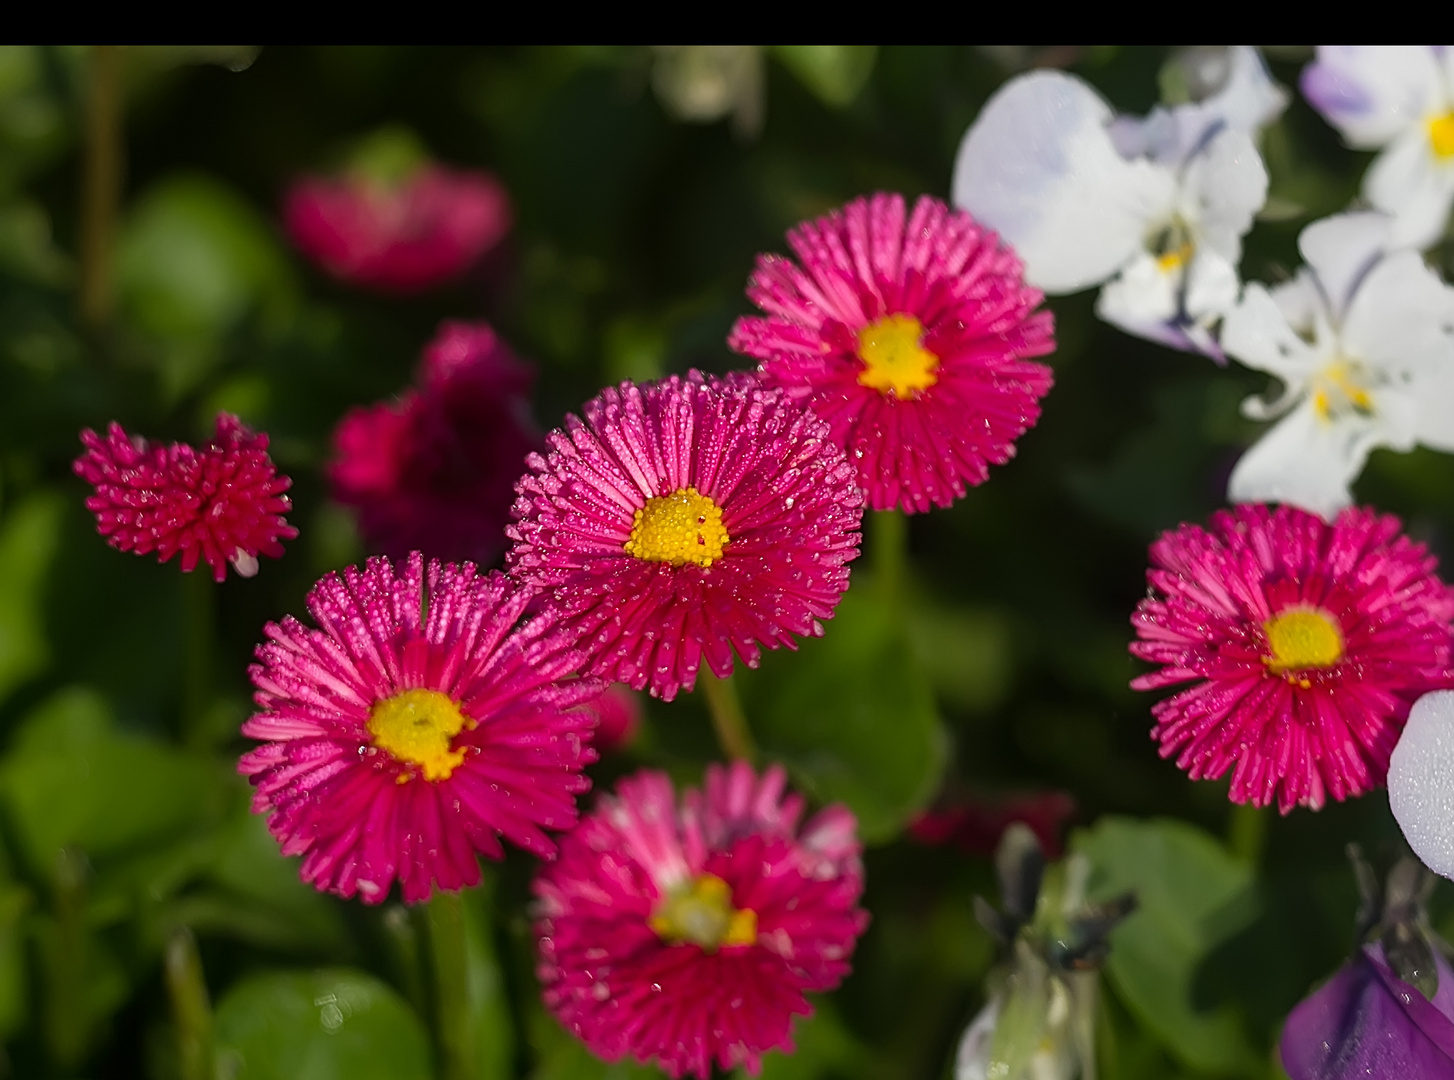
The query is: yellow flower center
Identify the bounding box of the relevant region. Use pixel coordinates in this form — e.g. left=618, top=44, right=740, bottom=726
left=856, top=313, right=939, bottom=398
left=1310, top=360, right=1375, bottom=421
left=1263, top=607, right=1345, bottom=677
left=1429, top=111, right=1454, bottom=159
left=623, top=486, right=728, bottom=567
left=1157, top=241, right=1194, bottom=274
left=366, top=688, right=470, bottom=782
left=649, top=873, right=758, bottom=950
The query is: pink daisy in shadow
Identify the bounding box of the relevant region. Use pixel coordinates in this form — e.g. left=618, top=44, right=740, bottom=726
left=284, top=164, right=511, bottom=294
left=507, top=371, right=863, bottom=701
left=1130, top=504, right=1454, bottom=813
left=533, top=761, right=868, bottom=1079
left=73, top=412, right=297, bottom=582
left=240, top=553, right=599, bottom=904
left=328, top=321, right=539, bottom=565
left=728, top=192, right=1055, bottom=513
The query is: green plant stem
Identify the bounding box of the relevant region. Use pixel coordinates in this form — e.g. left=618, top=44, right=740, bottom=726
left=1228, top=801, right=1266, bottom=867
left=700, top=669, right=755, bottom=762
left=872, top=508, right=906, bottom=605
left=164, top=927, right=215, bottom=1080
left=44, top=848, right=89, bottom=1071
left=427, top=890, right=475, bottom=1080
left=80, top=45, right=123, bottom=331
left=182, top=569, right=215, bottom=749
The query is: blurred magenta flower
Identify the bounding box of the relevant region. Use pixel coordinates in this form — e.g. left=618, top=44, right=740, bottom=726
left=74, top=412, right=297, bottom=581
left=533, top=761, right=867, bottom=1078
left=1130, top=504, right=1454, bottom=812
left=909, top=790, right=1076, bottom=858
left=328, top=321, right=538, bottom=566
left=582, top=683, right=643, bottom=753
left=729, top=193, right=1054, bottom=513
left=284, top=164, right=511, bottom=293
left=507, top=371, right=863, bottom=701
left=239, top=553, right=599, bottom=904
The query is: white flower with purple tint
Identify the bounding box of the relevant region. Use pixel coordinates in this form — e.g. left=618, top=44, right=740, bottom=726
left=953, top=47, right=1283, bottom=357
left=1220, top=212, right=1454, bottom=518
left=1302, top=46, right=1454, bottom=249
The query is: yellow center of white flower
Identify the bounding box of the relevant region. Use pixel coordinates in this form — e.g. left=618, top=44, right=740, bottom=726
left=1429, top=111, right=1454, bottom=159
left=367, top=688, right=470, bottom=782
left=1263, top=607, right=1344, bottom=679
left=1149, top=218, right=1196, bottom=277
left=649, top=873, right=758, bottom=950
left=856, top=313, right=940, bottom=398
left=1310, top=360, right=1375, bottom=421
left=624, top=487, right=729, bottom=567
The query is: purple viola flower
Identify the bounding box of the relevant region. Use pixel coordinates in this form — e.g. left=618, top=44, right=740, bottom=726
left=1282, top=944, right=1454, bottom=1079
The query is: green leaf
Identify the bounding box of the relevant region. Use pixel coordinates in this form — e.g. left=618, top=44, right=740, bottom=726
left=0, top=687, right=226, bottom=874
left=739, top=578, right=947, bottom=844
left=0, top=883, right=30, bottom=1039
left=116, top=174, right=299, bottom=400
left=461, top=887, right=513, bottom=1080
left=214, top=968, right=432, bottom=1080
left=0, top=491, right=61, bottom=706
left=1074, top=817, right=1261, bottom=1076
left=771, top=46, right=877, bottom=107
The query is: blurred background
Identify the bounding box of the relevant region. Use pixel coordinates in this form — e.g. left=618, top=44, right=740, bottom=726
left=0, top=43, right=1447, bottom=1080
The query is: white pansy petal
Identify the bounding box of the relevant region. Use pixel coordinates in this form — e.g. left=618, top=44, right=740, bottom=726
left=1300, top=46, right=1445, bottom=148
left=1181, top=128, right=1268, bottom=260
left=1204, top=46, right=1289, bottom=134
left=1096, top=253, right=1179, bottom=328
left=1341, top=248, right=1454, bottom=373
left=1297, top=212, right=1392, bottom=321
left=1365, top=128, right=1454, bottom=250
left=1268, top=272, right=1323, bottom=338
left=1228, top=404, right=1377, bottom=519
left=1222, top=283, right=1322, bottom=381
left=1413, top=360, right=1454, bottom=450
left=1388, top=690, right=1454, bottom=881
left=952, top=71, right=1177, bottom=293
left=1184, top=249, right=1240, bottom=324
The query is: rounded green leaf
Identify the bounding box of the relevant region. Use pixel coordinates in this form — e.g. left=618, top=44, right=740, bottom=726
left=214, top=968, right=431, bottom=1080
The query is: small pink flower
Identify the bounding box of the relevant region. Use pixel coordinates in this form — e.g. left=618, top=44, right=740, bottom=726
left=240, top=553, right=599, bottom=904
left=533, top=762, right=868, bottom=1079
left=284, top=165, right=511, bottom=294
left=729, top=192, right=1055, bottom=513
left=1130, top=504, right=1454, bottom=813
left=73, top=413, right=297, bottom=582
left=328, top=321, right=539, bottom=565
left=508, top=371, right=863, bottom=701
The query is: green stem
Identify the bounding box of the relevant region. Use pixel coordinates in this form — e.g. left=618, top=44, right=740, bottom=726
left=872, top=508, right=906, bottom=605
left=700, top=669, right=755, bottom=762
left=164, top=927, right=215, bottom=1080
left=182, top=569, right=215, bottom=749
left=1227, top=801, right=1266, bottom=867
left=44, top=848, right=89, bottom=1070
left=427, top=890, right=474, bottom=1080
left=80, top=45, right=123, bottom=331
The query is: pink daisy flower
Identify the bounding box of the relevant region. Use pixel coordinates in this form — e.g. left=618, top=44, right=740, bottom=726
left=284, top=164, right=511, bottom=294
left=239, top=553, right=599, bottom=904
left=1130, top=504, right=1454, bottom=813
left=728, top=192, right=1055, bottom=513
left=507, top=371, right=863, bottom=701
left=73, top=412, right=297, bottom=582
left=328, top=321, right=539, bottom=565
left=533, top=762, right=868, bottom=1079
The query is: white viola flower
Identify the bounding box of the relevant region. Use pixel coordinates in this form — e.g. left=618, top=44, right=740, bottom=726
left=1221, top=211, right=1454, bottom=519
left=952, top=48, right=1282, bottom=357
left=1302, top=46, right=1454, bottom=250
